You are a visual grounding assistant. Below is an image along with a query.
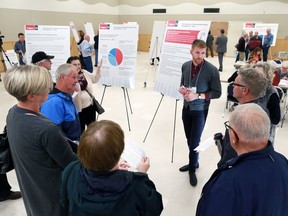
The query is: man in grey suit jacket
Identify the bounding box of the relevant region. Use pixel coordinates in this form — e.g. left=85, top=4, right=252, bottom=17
left=178, top=40, right=222, bottom=187
left=215, top=29, right=228, bottom=71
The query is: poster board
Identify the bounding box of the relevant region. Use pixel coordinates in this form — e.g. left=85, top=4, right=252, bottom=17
left=25, top=25, right=70, bottom=82
left=98, top=23, right=139, bottom=89
left=243, top=23, right=278, bottom=46
left=2, top=50, right=19, bottom=69
left=149, top=21, right=166, bottom=60
left=70, top=21, right=79, bottom=43
left=154, top=20, right=211, bottom=99
left=84, top=22, right=95, bottom=45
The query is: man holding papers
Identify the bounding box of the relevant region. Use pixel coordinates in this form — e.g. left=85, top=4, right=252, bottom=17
left=179, top=39, right=221, bottom=187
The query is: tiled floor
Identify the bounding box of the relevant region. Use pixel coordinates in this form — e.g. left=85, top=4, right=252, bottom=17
left=0, top=53, right=287, bottom=215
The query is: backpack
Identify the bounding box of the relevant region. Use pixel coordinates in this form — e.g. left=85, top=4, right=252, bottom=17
left=0, top=126, right=14, bottom=174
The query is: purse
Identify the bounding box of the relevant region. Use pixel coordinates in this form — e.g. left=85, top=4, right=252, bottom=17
left=85, top=90, right=105, bottom=114
left=0, top=126, right=14, bottom=174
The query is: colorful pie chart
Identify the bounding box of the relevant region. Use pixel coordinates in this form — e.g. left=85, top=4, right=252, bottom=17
left=108, top=48, right=123, bottom=66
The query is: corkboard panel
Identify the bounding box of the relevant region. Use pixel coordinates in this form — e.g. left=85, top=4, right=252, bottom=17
left=138, top=34, right=152, bottom=52
left=270, top=39, right=288, bottom=60
left=210, top=22, right=229, bottom=56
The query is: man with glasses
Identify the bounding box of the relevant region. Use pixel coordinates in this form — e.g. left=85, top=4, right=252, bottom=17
left=178, top=39, right=221, bottom=187
left=197, top=103, right=288, bottom=216
left=280, top=62, right=288, bottom=80
left=217, top=66, right=268, bottom=168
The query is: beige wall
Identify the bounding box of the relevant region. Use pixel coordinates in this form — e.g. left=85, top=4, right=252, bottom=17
left=0, top=8, right=118, bottom=40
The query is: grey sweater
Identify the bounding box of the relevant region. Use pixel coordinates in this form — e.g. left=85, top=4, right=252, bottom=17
left=180, top=60, right=222, bottom=110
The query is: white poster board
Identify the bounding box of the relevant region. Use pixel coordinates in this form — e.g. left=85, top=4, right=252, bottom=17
left=154, top=20, right=211, bottom=99
left=149, top=21, right=166, bottom=60
left=25, top=25, right=70, bottom=82
left=98, top=23, right=139, bottom=89
left=70, top=21, right=79, bottom=43
left=3, top=50, right=19, bottom=69
left=84, top=22, right=95, bottom=45
left=243, top=23, right=278, bottom=46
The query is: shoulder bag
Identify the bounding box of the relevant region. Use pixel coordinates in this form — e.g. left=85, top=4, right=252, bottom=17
left=85, top=90, right=105, bottom=115
left=0, top=126, right=14, bottom=174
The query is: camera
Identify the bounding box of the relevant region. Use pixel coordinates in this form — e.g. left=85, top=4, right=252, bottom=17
left=0, top=31, right=4, bottom=47
left=214, top=132, right=223, bottom=156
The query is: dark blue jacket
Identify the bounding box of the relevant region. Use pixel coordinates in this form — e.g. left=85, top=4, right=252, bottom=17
left=61, top=161, right=163, bottom=216
left=197, top=143, right=288, bottom=216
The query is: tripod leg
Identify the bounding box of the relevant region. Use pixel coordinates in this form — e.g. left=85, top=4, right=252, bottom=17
left=125, top=88, right=133, bottom=114
left=122, top=87, right=131, bottom=131
left=143, top=93, right=164, bottom=143
left=171, top=99, right=179, bottom=163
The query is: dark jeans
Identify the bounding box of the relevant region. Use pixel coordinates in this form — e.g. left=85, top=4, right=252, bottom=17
left=217, top=52, right=224, bottom=70
left=83, top=56, right=93, bottom=73
left=182, top=107, right=208, bottom=172
left=262, top=46, right=270, bottom=62
left=79, top=104, right=96, bottom=133
left=206, top=46, right=214, bottom=57
left=0, top=174, right=12, bottom=199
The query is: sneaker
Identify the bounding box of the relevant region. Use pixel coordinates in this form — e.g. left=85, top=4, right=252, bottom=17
left=189, top=172, right=198, bottom=186
left=179, top=163, right=199, bottom=172
left=0, top=191, right=22, bottom=202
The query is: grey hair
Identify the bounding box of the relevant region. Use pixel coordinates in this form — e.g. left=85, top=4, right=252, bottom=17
left=230, top=104, right=270, bottom=143
left=3, top=65, right=53, bottom=102
left=55, top=64, right=77, bottom=81
left=255, top=62, right=274, bottom=82
left=238, top=66, right=268, bottom=98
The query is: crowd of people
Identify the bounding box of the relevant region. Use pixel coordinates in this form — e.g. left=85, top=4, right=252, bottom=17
left=0, top=28, right=288, bottom=216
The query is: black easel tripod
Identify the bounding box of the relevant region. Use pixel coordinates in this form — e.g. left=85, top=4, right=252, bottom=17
left=97, top=84, right=133, bottom=131
left=143, top=93, right=179, bottom=163
left=0, top=35, right=14, bottom=81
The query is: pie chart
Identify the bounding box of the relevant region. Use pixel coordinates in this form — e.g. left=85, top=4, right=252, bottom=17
left=108, top=48, right=123, bottom=66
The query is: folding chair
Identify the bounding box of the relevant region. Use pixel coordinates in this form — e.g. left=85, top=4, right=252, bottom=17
left=223, top=83, right=239, bottom=117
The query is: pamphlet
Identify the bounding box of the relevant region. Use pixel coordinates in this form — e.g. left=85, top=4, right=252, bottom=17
left=121, top=138, right=145, bottom=169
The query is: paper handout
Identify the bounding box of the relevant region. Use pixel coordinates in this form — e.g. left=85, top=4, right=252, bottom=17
left=121, top=138, right=145, bottom=169
left=194, top=137, right=214, bottom=152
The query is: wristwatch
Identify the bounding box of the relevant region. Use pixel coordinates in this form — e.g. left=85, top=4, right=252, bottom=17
left=198, top=94, right=202, bottom=99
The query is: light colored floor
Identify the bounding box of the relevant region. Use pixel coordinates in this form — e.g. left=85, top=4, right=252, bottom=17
left=0, top=53, right=287, bottom=216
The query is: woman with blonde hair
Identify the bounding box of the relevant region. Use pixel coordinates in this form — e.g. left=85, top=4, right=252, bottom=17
left=4, top=65, right=76, bottom=216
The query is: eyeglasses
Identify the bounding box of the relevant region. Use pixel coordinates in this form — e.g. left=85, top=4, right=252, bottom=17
left=232, top=81, right=246, bottom=88
left=224, top=121, right=239, bottom=141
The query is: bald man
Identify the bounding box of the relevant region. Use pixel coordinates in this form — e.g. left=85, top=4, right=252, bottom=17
left=197, top=104, right=288, bottom=216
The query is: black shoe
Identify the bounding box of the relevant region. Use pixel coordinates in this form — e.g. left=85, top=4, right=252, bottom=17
left=0, top=191, right=22, bottom=202
left=179, top=164, right=189, bottom=172
left=219, top=69, right=222, bottom=72
left=179, top=163, right=199, bottom=172
left=189, top=172, right=198, bottom=186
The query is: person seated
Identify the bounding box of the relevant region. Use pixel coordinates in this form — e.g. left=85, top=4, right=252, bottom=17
left=197, top=104, right=288, bottom=215
left=248, top=47, right=262, bottom=62
left=60, top=120, right=163, bottom=216
left=254, top=62, right=281, bottom=144
left=268, top=60, right=281, bottom=86
left=280, top=62, right=288, bottom=80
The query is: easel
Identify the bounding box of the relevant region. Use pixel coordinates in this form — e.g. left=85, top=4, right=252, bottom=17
left=144, top=37, right=160, bottom=88
left=0, top=46, right=15, bottom=81
left=143, top=93, right=179, bottom=163
left=97, top=84, right=133, bottom=131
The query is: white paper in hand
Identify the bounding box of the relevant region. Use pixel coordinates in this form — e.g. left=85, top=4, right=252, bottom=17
left=121, top=138, right=145, bottom=169
left=194, top=137, right=214, bottom=152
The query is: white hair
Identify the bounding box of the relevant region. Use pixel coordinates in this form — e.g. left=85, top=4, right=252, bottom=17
left=230, top=104, right=270, bottom=143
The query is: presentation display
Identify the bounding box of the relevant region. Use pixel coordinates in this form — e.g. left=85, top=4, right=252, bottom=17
left=149, top=21, right=166, bottom=60
left=154, top=20, right=211, bottom=99
left=25, top=25, right=70, bottom=82
left=98, top=23, right=139, bottom=89
left=243, top=22, right=279, bottom=46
